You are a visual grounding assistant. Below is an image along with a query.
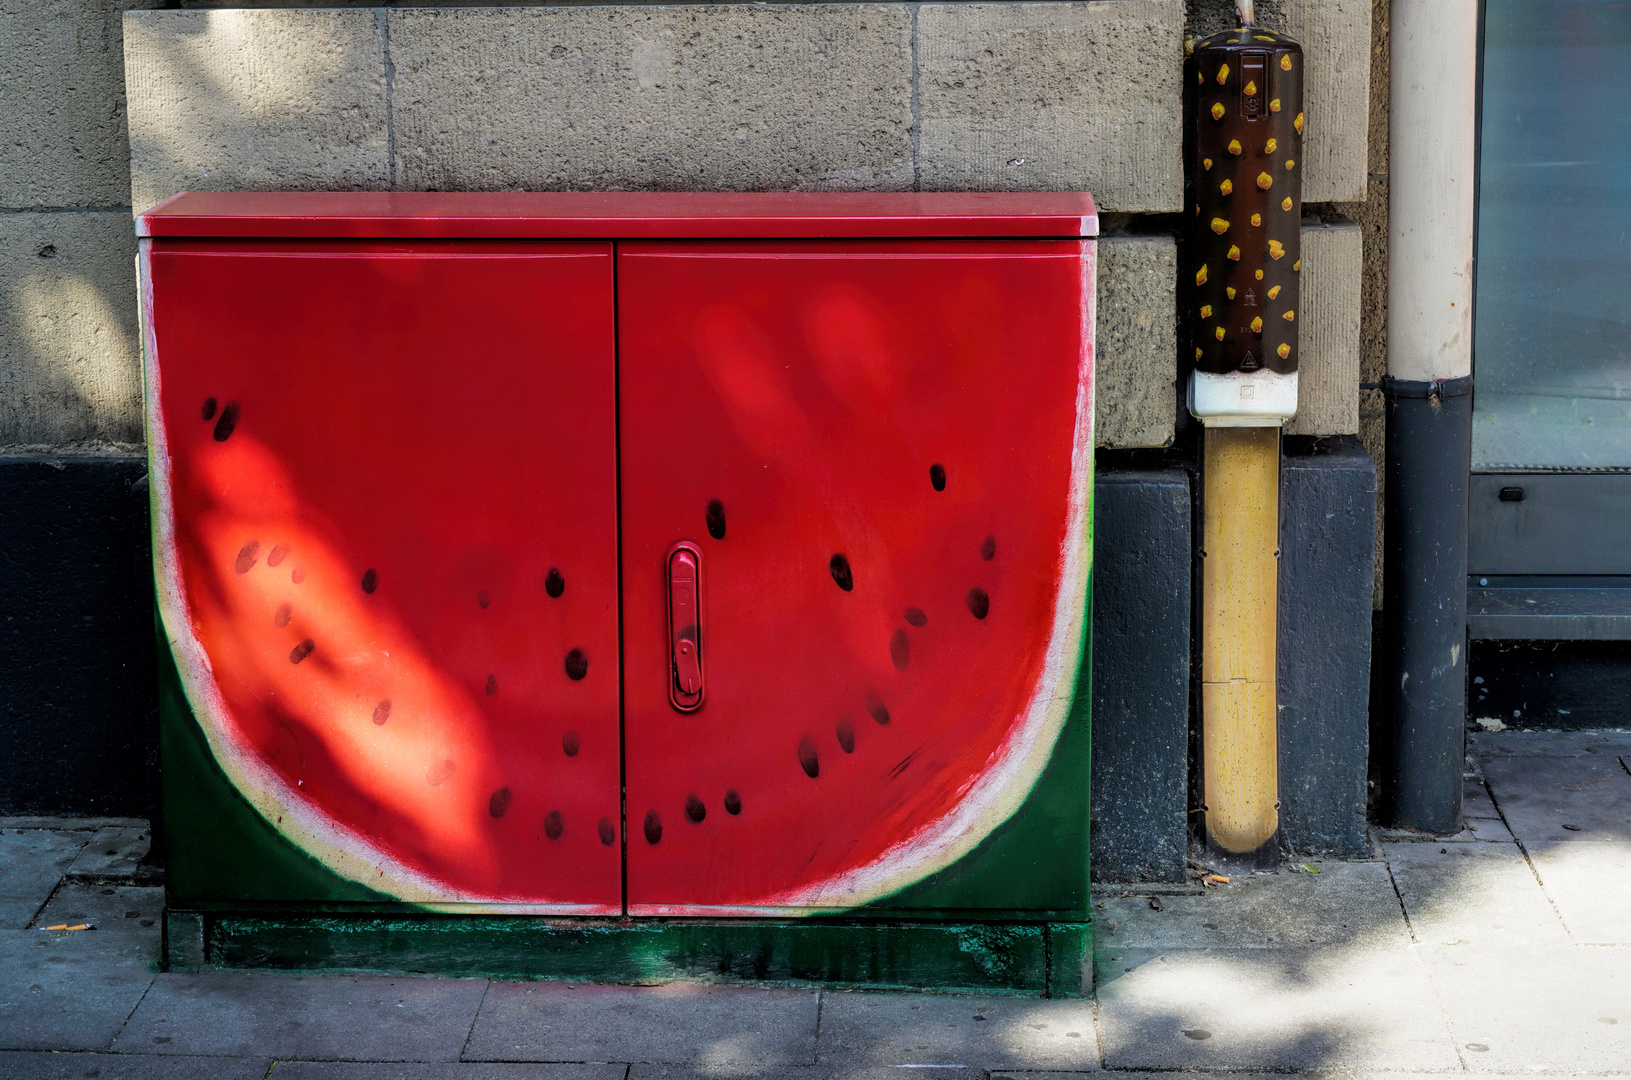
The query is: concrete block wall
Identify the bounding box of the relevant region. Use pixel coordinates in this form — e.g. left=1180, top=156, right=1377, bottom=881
left=1, top=0, right=156, bottom=448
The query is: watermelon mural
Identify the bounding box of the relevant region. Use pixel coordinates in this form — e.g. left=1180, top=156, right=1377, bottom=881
left=141, top=204, right=1093, bottom=922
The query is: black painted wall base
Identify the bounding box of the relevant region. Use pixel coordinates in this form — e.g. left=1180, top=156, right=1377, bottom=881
left=0, top=454, right=156, bottom=817
left=1090, top=457, right=1192, bottom=883
left=1279, top=436, right=1377, bottom=856
left=1470, top=639, right=1631, bottom=731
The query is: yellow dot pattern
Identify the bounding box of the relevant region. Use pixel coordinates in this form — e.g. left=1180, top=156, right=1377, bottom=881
left=1190, top=32, right=1302, bottom=377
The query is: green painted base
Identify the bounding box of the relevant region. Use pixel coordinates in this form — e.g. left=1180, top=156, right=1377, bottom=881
left=168, top=911, right=1093, bottom=997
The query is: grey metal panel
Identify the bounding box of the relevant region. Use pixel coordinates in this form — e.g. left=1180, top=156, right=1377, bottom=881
left=1468, top=586, right=1631, bottom=640
left=1090, top=466, right=1191, bottom=884
left=1279, top=438, right=1377, bottom=857
left=1469, top=473, right=1631, bottom=575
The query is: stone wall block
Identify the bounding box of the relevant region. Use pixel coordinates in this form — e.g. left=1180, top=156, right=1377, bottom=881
left=917, top=2, right=1185, bottom=213
left=123, top=8, right=390, bottom=213
left=1285, top=218, right=1362, bottom=436
left=0, top=0, right=160, bottom=207
left=389, top=5, right=914, bottom=193
left=1285, top=0, right=1372, bottom=202
left=0, top=213, right=142, bottom=447
left=1096, top=235, right=1177, bottom=448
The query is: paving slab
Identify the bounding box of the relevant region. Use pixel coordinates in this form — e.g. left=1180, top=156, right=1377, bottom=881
left=1384, top=842, right=1569, bottom=946
left=1473, top=729, right=1631, bottom=759
left=0, top=1050, right=268, bottom=1079
left=466, top=983, right=818, bottom=1065
left=815, top=992, right=1098, bottom=1071
left=0, top=830, right=87, bottom=929
left=112, top=971, right=487, bottom=1061
left=1093, top=860, right=1408, bottom=951
left=1526, top=840, right=1631, bottom=944
left=32, top=884, right=164, bottom=935
left=1420, top=944, right=1631, bottom=1072
left=1097, top=947, right=1460, bottom=1071
left=0, top=928, right=158, bottom=1052
left=1463, top=780, right=1515, bottom=842
left=62, top=826, right=152, bottom=882
left=1480, top=752, right=1631, bottom=843
left=277, top=1064, right=626, bottom=1080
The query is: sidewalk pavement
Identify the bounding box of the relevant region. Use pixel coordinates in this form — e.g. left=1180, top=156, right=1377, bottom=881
left=1, top=730, right=1627, bottom=1079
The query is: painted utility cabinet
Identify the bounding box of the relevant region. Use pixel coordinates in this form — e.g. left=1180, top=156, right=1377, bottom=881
left=139, top=192, right=1097, bottom=989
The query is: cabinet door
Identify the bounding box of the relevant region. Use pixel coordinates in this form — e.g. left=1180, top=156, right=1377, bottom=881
left=619, top=240, right=1095, bottom=917
left=147, top=241, right=622, bottom=913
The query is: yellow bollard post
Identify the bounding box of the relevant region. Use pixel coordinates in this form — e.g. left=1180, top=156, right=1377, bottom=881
left=1200, top=426, right=1280, bottom=862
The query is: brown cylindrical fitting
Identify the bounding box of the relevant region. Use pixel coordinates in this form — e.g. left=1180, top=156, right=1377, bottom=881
left=1187, top=27, right=1304, bottom=376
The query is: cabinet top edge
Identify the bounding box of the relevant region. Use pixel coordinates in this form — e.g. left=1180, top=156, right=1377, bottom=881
left=137, top=191, right=1098, bottom=240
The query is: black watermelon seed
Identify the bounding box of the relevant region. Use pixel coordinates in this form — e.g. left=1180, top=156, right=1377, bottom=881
left=212, top=402, right=239, bottom=442
left=980, top=535, right=997, bottom=561
left=836, top=717, right=856, bottom=754
left=967, top=587, right=991, bottom=620
left=724, top=789, right=742, bottom=815
left=564, top=648, right=589, bottom=681
left=706, top=499, right=727, bottom=540
left=865, top=691, right=891, bottom=726
left=234, top=540, right=260, bottom=574
left=929, top=463, right=947, bottom=491
left=267, top=544, right=289, bottom=568
left=372, top=699, right=391, bottom=726
left=489, top=786, right=512, bottom=818
left=201, top=397, right=217, bottom=421
left=485, top=674, right=498, bottom=696
left=562, top=730, right=580, bottom=757
left=890, top=629, right=910, bottom=671
left=544, top=810, right=564, bottom=840
left=797, top=735, right=820, bottom=778
left=289, top=639, right=314, bottom=665
left=829, top=554, right=854, bottom=592
left=273, top=602, right=292, bottom=628
left=291, top=568, right=306, bottom=584
left=685, top=793, right=707, bottom=823
left=544, top=568, right=565, bottom=598
left=643, top=809, right=663, bottom=845
left=598, top=817, right=617, bottom=845
left=478, top=589, right=490, bottom=609
left=904, top=607, right=928, bottom=627
left=360, top=568, right=377, bottom=594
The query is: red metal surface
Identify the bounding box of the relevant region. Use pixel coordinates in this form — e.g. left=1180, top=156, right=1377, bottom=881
left=137, top=191, right=1098, bottom=241
left=617, top=240, right=1093, bottom=914
left=148, top=240, right=622, bottom=909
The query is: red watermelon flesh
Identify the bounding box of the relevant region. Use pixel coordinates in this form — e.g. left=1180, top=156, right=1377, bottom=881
left=145, top=242, right=624, bottom=910
left=618, top=241, right=1095, bottom=914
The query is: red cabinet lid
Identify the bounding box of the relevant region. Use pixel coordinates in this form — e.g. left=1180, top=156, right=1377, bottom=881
left=137, top=191, right=1097, bottom=240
